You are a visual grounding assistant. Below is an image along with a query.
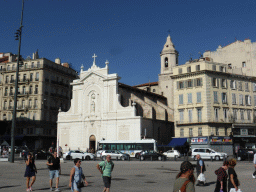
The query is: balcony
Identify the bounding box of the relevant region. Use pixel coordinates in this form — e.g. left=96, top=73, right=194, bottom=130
left=177, top=118, right=254, bottom=125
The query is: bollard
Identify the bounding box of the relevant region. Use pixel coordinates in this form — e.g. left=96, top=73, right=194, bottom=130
left=174, top=155, right=177, bottom=161
left=151, top=156, right=153, bottom=161
left=128, top=156, right=130, bottom=161
left=20, top=152, right=22, bottom=158
left=211, top=156, right=213, bottom=162
left=139, top=156, right=141, bottom=161
left=93, top=156, right=96, bottom=161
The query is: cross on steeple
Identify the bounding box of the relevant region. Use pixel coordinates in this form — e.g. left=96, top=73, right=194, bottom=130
left=92, top=53, right=97, bottom=66
left=167, top=29, right=171, bottom=35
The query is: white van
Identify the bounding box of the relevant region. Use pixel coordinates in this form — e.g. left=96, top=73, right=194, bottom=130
left=191, top=148, right=228, bottom=161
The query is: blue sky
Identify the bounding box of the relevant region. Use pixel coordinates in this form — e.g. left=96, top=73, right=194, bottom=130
left=1, top=0, right=256, bottom=85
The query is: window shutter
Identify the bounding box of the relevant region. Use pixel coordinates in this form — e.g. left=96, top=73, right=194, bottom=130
left=200, top=78, right=203, bottom=86
left=177, top=81, right=179, bottom=90
left=249, top=96, right=251, bottom=105
left=212, top=78, right=215, bottom=86
left=184, top=80, right=187, bottom=88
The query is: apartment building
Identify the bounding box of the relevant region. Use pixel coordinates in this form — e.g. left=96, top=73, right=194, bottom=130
left=172, top=59, right=256, bottom=149
left=0, top=52, right=78, bottom=149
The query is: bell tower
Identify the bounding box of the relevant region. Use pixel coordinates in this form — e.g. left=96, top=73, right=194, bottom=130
left=160, top=35, right=178, bottom=74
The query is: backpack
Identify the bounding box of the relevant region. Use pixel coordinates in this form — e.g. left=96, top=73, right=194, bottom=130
left=179, top=180, right=190, bottom=192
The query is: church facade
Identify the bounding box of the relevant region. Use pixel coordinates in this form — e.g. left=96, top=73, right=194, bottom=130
left=57, top=53, right=174, bottom=152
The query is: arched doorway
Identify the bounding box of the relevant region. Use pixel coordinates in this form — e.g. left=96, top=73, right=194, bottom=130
left=89, top=135, right=96, bottom=153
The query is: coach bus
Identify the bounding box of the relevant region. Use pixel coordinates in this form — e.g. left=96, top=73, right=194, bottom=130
left=97, top=139, right=157, bottom=157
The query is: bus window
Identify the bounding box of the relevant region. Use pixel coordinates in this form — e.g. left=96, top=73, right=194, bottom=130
left=110, top=144, right=116, bottom=150
left=136, top=143, right=143, bottom=150
left=144, top=143, right=154, bottom=150
left=116, top=144, right=124, bottom=150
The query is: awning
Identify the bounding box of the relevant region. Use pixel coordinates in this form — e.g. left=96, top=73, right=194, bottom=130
left=161, top=138, right=187, bottom=147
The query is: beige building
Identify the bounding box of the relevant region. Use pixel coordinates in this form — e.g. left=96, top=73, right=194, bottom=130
left=0, top=51, right=77, bottom=149
left=172, top=59, right=256, bottom=148
left=203, top=39, right=256, bottom=77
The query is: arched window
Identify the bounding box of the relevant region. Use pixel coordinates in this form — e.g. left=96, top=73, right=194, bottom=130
left=165, top=57, right=168, bottom=67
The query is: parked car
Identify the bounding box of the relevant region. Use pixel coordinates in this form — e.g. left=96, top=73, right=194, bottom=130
left=163, top=150, right=181, bottom=158
left=63, top=150, right=95, bottom=160
left=33, top=150, right=53, bottom=160
left=101, top=150, right=130, bottom=161
left=191, top=148, right=228, bottom=161
left=140, top=151, right=166, bottom=161
left=237, top=149, right=255, bottom=161
left=96, top=150, right=104, bottom=158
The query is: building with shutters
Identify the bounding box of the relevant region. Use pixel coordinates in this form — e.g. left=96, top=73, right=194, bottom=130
left=0, top=51, right=77, bottom=149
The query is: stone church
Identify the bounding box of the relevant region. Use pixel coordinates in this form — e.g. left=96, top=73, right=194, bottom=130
left=57, top=35, right=177, bottom=152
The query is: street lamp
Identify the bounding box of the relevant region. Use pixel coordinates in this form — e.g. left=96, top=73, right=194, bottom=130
left=10, top=0, right=24, bottom=163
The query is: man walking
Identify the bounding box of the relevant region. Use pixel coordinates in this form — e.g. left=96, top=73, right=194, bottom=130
left=252, top=152, right=256, bottom=178
left=47, top=151, right=61, bottom=191
left=97, top=155, right=114, bottom=192
left=196, top=154, right=206, bottom=186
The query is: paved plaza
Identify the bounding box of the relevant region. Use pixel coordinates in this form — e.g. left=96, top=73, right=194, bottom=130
left=0, top=158, right=255, bottom=192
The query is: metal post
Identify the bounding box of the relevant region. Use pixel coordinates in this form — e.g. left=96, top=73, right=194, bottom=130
left=151, top=156, right=153, bottom=161
left=10, top=0, right=24, bottom=163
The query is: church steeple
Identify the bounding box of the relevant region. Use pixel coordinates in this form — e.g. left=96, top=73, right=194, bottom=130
left=160, top=35, right=178, bottom=74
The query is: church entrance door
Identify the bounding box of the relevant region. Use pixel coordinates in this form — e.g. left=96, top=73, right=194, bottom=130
left=89, top=135, right=96, bottom=153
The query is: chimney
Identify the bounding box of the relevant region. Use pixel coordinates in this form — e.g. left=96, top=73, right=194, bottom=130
left=55, top=58, right=61, bottom=64
left=62, top=63, right=69, bottom=68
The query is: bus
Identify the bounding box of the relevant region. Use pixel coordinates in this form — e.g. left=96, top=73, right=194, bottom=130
left=97, top=139, right=157, bottom=157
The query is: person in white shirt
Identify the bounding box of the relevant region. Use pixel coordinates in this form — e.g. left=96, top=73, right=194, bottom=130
left=253, top=152, right=256, bottom=178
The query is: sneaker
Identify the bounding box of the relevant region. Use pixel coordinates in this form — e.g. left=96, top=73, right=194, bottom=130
left=55, top=188, right=60, bottom=191
left=29, top=187, right=32, bottom=191
left=26, top=189, right=30, bottom=192
left=50, top=188, right=53, bottom=191
left=253, top=174, right=256, bottom=179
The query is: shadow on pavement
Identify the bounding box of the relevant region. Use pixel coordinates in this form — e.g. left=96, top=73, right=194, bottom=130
left=0, top=185, right=21, bottom=189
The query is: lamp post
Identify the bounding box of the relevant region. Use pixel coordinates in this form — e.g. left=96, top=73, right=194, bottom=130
left=9, top=0, right=24, bottom=163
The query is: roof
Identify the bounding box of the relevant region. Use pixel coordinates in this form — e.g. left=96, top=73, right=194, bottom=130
left=119, top=82, right=166, bottom=99
left=133, top=81, right=158, bottom=87
left=0, top=56, right=9, bottom=63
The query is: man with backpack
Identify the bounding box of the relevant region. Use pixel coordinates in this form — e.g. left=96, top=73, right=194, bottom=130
left=97, top=155, right=114, bottom=192
left=196, top=154, right=206, bottom=186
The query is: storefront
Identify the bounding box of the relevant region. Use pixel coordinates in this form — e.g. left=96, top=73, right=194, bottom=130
left=189, top=136, right=233, bottom=156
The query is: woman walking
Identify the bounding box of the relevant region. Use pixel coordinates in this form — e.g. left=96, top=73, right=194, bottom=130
left=69, top=158, right=88, bottom=192
left=173, top=161, right=195, bottom=192
left=24, top=152, right=37, bottom=191
left=214, top=161, right=229, bottom=192
left=228, top=158, right=240, bottom=192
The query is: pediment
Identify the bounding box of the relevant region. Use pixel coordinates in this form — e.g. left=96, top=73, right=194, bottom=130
left=79, top=71, right=106, bottom=84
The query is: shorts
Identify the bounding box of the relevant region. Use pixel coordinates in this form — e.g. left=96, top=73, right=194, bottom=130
left=71, top=180, right=81, bottom=192
left=49, top=170, right=59, bottom=179
left=103, top=176, right=111, bottom=188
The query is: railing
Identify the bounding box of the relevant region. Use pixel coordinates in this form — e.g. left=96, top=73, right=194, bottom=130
left=177, top=119, right=254, bottom=124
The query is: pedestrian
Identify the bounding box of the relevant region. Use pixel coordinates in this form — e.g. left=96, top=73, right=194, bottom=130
left=69, top=158, right=88, bottom=192
left=96, top=155, right=114, bottom=192
left=214, top=160, right=229, bottom=192
left=252, top=151, right=256, bottom=178
left=47, top=151, right=61, bottom=191
left=228, top=158, right=240, bottom=192
left=173, top=161, right=195, bottom=192
left=24, top=152, right=37, bottom=192
left=195, top=154, right=206, bottom=186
